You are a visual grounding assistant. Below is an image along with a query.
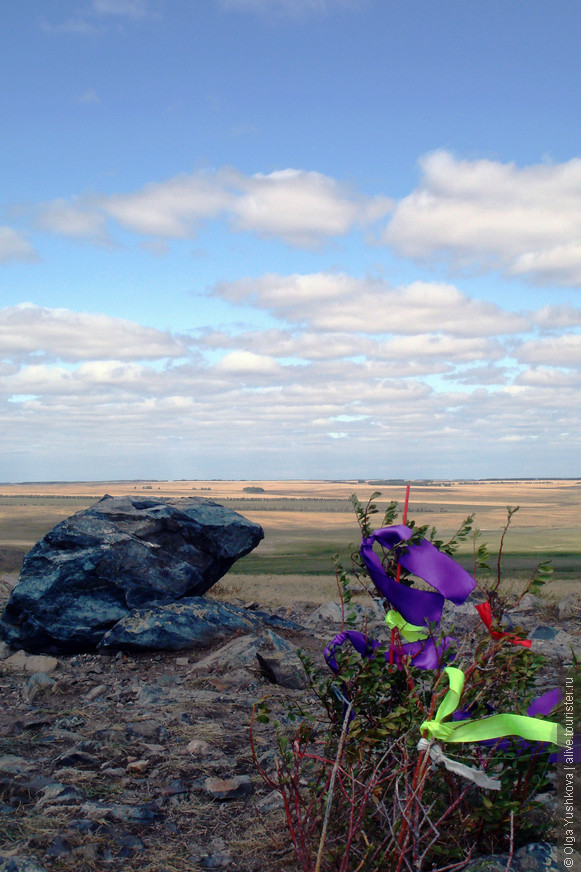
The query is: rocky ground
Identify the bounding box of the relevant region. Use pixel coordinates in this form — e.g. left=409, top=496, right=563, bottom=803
left=0, top=577, right=579, bottom=872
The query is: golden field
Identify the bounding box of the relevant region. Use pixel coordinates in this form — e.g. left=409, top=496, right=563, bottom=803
left=0, top=478, right=579, bottom=605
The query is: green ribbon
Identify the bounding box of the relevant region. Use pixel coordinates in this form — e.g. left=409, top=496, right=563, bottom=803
left=385, top=609, right=429, bottom=642
left=420, top=667, right=564, bottom=746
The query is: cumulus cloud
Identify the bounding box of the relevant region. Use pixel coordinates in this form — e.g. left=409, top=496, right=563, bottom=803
left=0, top=304, right=190, bottom=363
left=36, top=168, right=391, bottom=248
left=0, top=227, right=38, bottom=263
left=515, top=334, right=581, bottom=368
left=214, top=350, right=281, bottom=374
left=37, top=199, right=109, bottom=243
left=383, top=151, right=581, bottom=287
left=213, top=272, right=529, bottom=336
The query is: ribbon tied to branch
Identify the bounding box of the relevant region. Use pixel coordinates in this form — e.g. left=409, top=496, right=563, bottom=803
left=420, top=666, right=564, bottom=747
left=360, top=525, right=476, bottom=627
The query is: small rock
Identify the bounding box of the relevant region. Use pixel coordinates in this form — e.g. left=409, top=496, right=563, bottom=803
left=256, top=650, right=306, bottom=689
left=44, top=835, right=72, bottom=858
left=55, top=749, right=100, bottom=769
left=558, top=593, right=581, bottom=621
left=0, top=755, right=35, bottom=775
left=255, top=790, right=284, bottom=814
left=3, top=651, right=58, bottom=673
left=84, top=684, right=106, bottom=701
left=81, top=800, right=161, bottom=824
left=100, top=767, right=126, bottom=778
left=159, top=779, right=188, bottom=797
left=35, top=783, right=84, bottom=810
left=125, top=759, right=149, bottom=774
left=0, top=641, right=11, bottom=660
left=531, top=630, right=580, bottom=661
left=204, top=775, right=252, bottom=800
left=125, top=719, right=163, bottom=740
left=187, top=634, right=264, bottom=672
left=200, top=852, right=233, bottom=869
left=304, top=601, right=343, bottom=627
left=186, top=739, right=213, bottom=755
left=0, top=856, right=50, bottom=872
left=24, top=672, right=56, bottom=703
left=509, top=594, right=541, bottom=612
left=530, top=624, right=559, bottom=640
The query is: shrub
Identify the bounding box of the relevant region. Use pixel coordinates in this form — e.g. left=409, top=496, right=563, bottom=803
left=252, top=494, right=562, bottom=872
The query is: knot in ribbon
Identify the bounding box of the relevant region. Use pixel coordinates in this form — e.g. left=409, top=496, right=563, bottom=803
left=385, top=609, right=428, bottom=642
left=475, top=601, right=532, bottom=648
left=420, top=720, right=455, bottom=742
left=420, top=666, right=564, bottom=747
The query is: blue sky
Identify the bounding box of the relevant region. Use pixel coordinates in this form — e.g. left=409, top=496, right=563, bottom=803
left=1, top=0, right=580, bottom=481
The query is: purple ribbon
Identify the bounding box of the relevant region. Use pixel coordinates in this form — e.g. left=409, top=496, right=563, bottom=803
left=324, top=628, right=453, bottom=673
left=360, top=525, right=476, bottom=626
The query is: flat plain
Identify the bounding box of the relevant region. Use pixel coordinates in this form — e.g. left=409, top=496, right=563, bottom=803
left=0, top=478, right=579, bottom=605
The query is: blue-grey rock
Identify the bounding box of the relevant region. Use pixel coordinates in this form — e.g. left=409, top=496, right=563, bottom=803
left=463, top=841, right=575, bottom=871
left=0, top=858, right=49, bottom=872
left=98, top=597, right=296, bottom=652
left=0, top=495, right=263, bottom=653
left=530, top=625, right=560, bottom=641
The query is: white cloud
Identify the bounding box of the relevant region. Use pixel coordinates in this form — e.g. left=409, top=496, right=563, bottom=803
left=213, top=273, right=529, bottom=336
left=37, top=199, right=109, bottom=243
left=515, top=334, right=581, bottom=368
left=76, top=89, right=101, bottom=104
left=91, top=0, right=153, bottom=17
left=0, top=227, right=38, bottom=264
left=533, top=304, right=581, bottom=330
left=218, top=0, right=362, bottom=17
left=214, top=350, right=280, bottom=374
left=0, top=304, right=190, bottom=363
left=36, top=168, right=391, bottom=248
left=229, top=169, right=391, bottom=247
left=383, top=151, right=581, bottom=287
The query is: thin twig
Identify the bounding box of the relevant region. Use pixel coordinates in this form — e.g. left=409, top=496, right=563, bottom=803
left=314, top=700, right=353, bottom=872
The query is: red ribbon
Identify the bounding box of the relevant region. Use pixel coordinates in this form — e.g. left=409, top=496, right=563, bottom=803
left=475, top=601, right=532, bottom=648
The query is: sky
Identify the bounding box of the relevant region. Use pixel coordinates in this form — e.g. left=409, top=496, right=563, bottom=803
left=1, top=0, right=581, bottom=482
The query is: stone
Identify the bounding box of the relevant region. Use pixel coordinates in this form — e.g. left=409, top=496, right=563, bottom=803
left=99, top=596, right=301, bottom=652
left=99, top=597, right=257, bottom=651
left=203, top=775, right=252, bottom=800
left=508, top=594, right=542, bottom=613
left=530, top=624, right=559, bottom=641
left=0, top=495, right=264, bottom=653
left=531, top=629, right=581, bottom=661
left=304, top=601, right=343, bottom=626
left=18, top=654, right=58, bottom=674
left=84, top=683, right=106, bottom=701
left=463, top=841, right=579, bottom=871
left=256, top=650, right=306, bottom=689
left=255, top=789, right=284, bottom=814
left=125, top=719, right=163, bottom=738
left=35, top=783, right=85, bottom=810
left=0, top=755, right=35, bottom=775
left=0, top=857, right=49, bottom=872
left=23, top=672, right=56, bottom=703
left=187, top=635, right=264, bottom=671
left=125, top=759, right=150, bottom=774
left=80, top=799, right=162, bottom=824
left=558, top=593, right=581, bottom=621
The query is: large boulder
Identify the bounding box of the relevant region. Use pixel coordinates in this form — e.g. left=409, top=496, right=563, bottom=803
left=0, top=495, right=263, bottom=653
left=98, top=597, right=301, bottom=652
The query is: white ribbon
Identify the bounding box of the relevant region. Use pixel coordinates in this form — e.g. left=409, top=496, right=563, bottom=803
left=417, top=738, right=501, bottom=791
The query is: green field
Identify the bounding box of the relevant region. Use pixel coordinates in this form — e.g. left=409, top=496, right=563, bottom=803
left=0, top=482, right=578, bottom=599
